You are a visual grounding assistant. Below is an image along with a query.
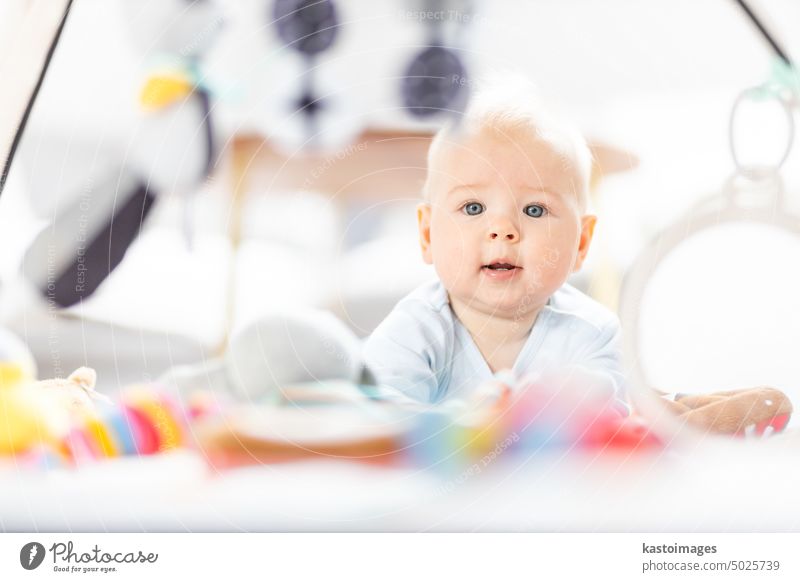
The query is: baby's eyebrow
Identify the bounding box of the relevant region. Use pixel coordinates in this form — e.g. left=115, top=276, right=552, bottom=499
left=447, top=183, right=484, bottom=197
left=446, top=183, right=565, bottom=200
left=521, top=187, right=563, bottom=199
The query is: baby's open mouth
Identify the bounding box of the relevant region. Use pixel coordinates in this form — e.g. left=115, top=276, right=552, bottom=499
left=482, top=262, right=519, bottom=271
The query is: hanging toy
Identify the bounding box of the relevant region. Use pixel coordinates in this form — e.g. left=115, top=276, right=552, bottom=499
left=620, top=65, right=799, bottom=443
left=274, top=0, right=338, bottom=143
left=400, top=0, right=472, bottom=120
left=18, top=0, right=224, bottom=309
left=262, top=0, right=362, bottom=152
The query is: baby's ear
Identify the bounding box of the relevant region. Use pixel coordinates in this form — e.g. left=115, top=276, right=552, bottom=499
left=416, top=202, right=433, bottom=264
left=572, top=215, right=597, bottom=272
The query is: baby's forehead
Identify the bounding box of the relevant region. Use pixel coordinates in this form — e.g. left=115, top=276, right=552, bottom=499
left=428, top=127, right=581, bottom=201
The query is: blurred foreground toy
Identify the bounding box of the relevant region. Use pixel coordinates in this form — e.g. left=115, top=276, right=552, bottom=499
left=0, top=364, right=104, bottom=456
left=8, top=363, right=664, bottom=476
left=403, top=368, right=661, bottom=474
left=0, top=382, right=62, bottom=455
left=226, top=311, right=365, bottom=401
left=3, top=348, right=665, bottom=476
left=0, top=353, right=192, bottom=466
left=163, top=310, right=367, bottom=404
left=0, top=330, right=45, bottom=455
left=0, top=328, right=36, bottom=387
left=60, top=384, right=191, bottom=465
left=191, top=367, right=663, bottom=475
left=35, top=367, right=108, bottom=416
left=194, top=404, right=404, bottom=468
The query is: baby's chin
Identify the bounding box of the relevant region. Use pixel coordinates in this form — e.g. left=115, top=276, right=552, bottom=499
left=454, top=287, right=548, bottom=320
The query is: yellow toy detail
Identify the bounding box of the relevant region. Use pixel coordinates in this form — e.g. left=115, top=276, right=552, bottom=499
left=140, top=73, right=194, bottom=111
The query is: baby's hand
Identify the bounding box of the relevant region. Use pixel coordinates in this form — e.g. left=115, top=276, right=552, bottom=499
left=440, top=373, right=514, bottom=423
left=472, top=381, right=512, bottom=408
left=469, top=370, right=515, bottom=409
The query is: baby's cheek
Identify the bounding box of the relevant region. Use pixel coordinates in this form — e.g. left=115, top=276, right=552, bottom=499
left=433, top=243, right=468, bottom=288
left=431, top=222, right=470, bottom=275
left=541, top=225, right=579, bottom=265
left=527, top=245, right=573, bottom=291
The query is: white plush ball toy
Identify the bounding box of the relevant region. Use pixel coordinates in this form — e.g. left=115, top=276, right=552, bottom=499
left=225, top=310, right=364, bottom=402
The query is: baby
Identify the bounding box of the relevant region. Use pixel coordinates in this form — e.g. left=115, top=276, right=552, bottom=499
left=363, top=73, right=628, bottom=412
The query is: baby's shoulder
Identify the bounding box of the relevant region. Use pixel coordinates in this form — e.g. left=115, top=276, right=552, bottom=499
left=385, top=279, right=453, bottom=329
left=547, top=283, right=619, bottom=332
left=367, top=279, right=453, bottom=353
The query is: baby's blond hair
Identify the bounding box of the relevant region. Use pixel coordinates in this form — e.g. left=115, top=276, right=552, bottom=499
left=422, top=72, right=593, bottom=212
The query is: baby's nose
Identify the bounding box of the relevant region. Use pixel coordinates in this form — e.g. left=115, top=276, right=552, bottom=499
left=488, top=222, right=519, bottom=241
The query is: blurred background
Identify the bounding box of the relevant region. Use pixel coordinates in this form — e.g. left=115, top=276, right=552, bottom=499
left=2, top=0, right=800, bottom=400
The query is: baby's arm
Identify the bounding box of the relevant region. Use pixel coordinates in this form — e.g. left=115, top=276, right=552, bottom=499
left=362, top=302, right=442, bottom=403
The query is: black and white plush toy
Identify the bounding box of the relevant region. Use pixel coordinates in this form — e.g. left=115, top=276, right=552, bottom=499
left=19, top=0, right=224, bottom=308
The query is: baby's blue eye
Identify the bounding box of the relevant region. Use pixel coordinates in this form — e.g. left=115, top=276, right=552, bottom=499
left=524, top=204, right=546, bottom=218
left=463, top=202, right=485, bottom=216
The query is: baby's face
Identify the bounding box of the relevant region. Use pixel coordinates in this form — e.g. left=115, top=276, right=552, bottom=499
left=418, top=127, right=595, bottom=320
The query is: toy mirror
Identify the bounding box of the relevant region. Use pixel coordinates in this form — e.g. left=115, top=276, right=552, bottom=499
left=620, top=87, right=799, bottom=444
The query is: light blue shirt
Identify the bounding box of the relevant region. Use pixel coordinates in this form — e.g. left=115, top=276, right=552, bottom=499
left=363, top=279, right=629, bottom=412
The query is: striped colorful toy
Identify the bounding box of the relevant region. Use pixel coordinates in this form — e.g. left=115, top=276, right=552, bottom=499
left=58, top=385, right=191, bottom=465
